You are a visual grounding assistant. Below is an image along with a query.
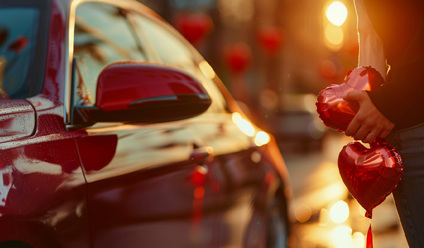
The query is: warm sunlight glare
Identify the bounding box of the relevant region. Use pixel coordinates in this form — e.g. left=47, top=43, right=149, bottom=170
left=254, top=131, right=270, bottom=146
left=232, top=112, right=243, bottom=123
left=352, top=232, right=366, bottom=248
left=329, top=200, right=349, bottom=223
left=331, top=228, right=366, bottom=248
left=199, top=60, right=216, bottom=79
left=326, top=1, right=348, bottom=26
left=232, top=113, right=255, bottom=137
left=331, top=225, right=354, bottom=248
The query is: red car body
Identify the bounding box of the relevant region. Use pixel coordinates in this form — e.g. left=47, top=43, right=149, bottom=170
left=0, top=0, right=291, bottom=247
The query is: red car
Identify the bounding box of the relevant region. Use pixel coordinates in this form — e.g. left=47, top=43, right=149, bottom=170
left=0, top=0, right=291, bottom=247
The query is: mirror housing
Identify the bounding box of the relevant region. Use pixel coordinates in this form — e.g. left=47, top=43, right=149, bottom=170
left=76, top=62, right=212, bottom=123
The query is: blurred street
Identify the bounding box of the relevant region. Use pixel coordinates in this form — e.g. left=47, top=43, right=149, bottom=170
left=280, top=132, right=408, bottom=248
left=135, top=1, right=410, bottom=247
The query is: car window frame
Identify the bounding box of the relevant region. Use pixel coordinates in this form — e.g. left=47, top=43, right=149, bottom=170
left=68, top=0, right=155, bottom=126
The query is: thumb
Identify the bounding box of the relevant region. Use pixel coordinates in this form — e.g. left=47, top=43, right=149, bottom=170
left=342, top=90, right=365, bottom=102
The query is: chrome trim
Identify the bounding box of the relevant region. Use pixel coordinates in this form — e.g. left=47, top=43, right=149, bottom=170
left=65, top=0, right=152, bottom=127
left=65, top=0, right=80, bottom=125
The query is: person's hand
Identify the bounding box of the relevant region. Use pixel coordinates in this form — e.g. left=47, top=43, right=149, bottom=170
left=344, top=90, right=395, bottom=143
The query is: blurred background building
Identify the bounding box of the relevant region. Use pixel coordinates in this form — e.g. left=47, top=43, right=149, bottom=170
left=138, top=0, right=359, bottom=152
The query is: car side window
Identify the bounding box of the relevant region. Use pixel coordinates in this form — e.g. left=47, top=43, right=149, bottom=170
left=130, top=13, right=228, bottom=113
left=0, top=7, right=44, bottom=99
left=73, top=2, right=146, bottom=106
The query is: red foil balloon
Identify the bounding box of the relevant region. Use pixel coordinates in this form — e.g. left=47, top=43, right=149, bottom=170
left=338, top=140, right=403, bottom=218
left=316, top=66, right=385, bottom=132
left=257, top=26, right=284, bottom=56
left=224, top=42, right=252, bottom=75
left=316, top=66, right=403, bottom=248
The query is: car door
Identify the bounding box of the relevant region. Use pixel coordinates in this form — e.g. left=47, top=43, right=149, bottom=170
left=70, top=2, right=219, bottom=247
left=0, top=2, right=93, bottom=247
left=0, top=99, right=92, bottom=248
left=128, top=9, right=282, bottom=248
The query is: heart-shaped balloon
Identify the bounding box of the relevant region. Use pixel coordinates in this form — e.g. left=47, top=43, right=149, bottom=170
left=173, top=13, right=213, bottom=46
left=338, top=140, right=403, bottom=218
left=316, top=66, right=385, bottom=132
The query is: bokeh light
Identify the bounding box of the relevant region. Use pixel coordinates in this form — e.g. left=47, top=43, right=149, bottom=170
left=232, top=112, right=255, bottom=137
left=319, top=208, right=330, bottom=226
left=254, top=131, right=270, bottom=146
left=324, top=24, right=344, bottom=50
left=326, top=1, right=348, bottom=26
left=331, top=225, right=353, bottom=248
left=294, top=203, right=312, bottom=223
left=329, top=200, right=350, bottom=223
left=352, top=232, right=366, bottom=248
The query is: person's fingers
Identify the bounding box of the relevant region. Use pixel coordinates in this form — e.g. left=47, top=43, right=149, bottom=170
left=353, top=125, right=371, bottom=140
left=343, top=90, right=363, bottom=102
left=352, top=118, right=378, bottom=141
left=345, top=117, right=360, bottom=137
left=362, top=130, right=378, bottom=143
left=343, top=90, right=395, bottom=143
left=343, top=90, right=366, bottom=137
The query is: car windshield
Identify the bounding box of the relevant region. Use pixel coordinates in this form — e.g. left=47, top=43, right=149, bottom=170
left=0, top=3, right=47, bottom=99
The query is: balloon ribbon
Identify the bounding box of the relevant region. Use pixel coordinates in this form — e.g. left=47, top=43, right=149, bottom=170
left=367, top=223, right=373, bottom=248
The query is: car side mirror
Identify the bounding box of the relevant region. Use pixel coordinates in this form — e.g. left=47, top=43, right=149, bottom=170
left=75, top=62, right=212, bottom=123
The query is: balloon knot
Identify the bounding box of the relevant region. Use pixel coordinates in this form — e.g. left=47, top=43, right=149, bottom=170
left=365, top=210, right=373, bottom=219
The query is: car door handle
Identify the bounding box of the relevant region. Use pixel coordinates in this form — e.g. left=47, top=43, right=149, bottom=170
left=190, top=146, right=214, bottom=164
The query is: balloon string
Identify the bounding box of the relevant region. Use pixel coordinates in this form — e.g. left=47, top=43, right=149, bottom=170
left=366, top=223, right=373, bottom=248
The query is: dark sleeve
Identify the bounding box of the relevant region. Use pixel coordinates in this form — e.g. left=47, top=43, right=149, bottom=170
left=367, top=59, right=424, bottom=130
left=364, top=0, right=424, bottom=129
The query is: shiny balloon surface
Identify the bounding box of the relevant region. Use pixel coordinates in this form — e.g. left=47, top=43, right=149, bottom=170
left=338, top=141, right=403, bottom=218
left=316, top=66, right=385, bottom=132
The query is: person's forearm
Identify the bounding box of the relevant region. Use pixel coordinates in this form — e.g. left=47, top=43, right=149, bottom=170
left=354, top=0, right=387, bottom=79
left=358, top=32, right=387, bottom=79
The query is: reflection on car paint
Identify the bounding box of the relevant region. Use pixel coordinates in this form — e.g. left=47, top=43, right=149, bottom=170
left=76, top=135, right=117, bottom=172
left=191, top=165, right=208, bottom=225
left=0, top=166, right=13, bottom=207
left=43, top=1, right=66, bottom=100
